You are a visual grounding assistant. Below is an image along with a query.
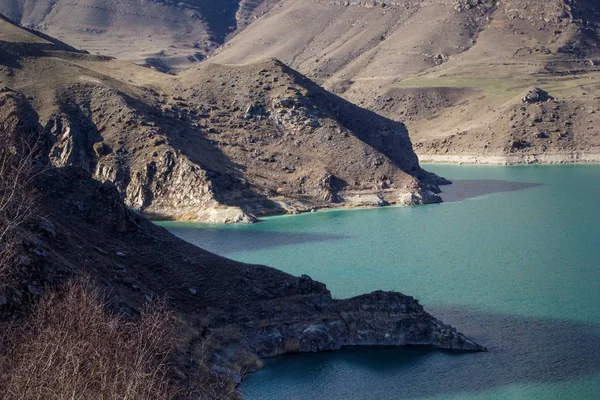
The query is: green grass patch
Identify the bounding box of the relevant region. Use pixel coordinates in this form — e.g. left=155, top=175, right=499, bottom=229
left=394, top=66, right=600, bottom=98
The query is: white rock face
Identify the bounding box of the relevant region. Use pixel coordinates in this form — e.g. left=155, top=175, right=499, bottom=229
left=398, top=190, right=441, bottom=206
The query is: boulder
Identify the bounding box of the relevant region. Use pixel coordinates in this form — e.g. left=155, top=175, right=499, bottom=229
left=522, top=88, right=552, bottom=104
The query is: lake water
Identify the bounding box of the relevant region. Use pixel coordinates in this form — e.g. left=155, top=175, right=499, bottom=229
left=159, top=165, right=600, bottom=400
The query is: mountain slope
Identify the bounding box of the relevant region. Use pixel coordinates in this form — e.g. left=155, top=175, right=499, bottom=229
left=0, top=16, right=442, bottom=222
left=5, top=0, right=600, bottom=162
left=0, top=0, right=278, bottom=71
left=213, top=0, right=600, bottom=163
left=214, top=0, right=494, bottom=86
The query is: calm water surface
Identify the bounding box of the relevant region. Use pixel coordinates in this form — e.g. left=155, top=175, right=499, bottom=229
left=159, top=165, right=600, bottom=400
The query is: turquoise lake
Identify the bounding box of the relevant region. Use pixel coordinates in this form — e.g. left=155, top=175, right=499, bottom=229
left=159, top=165, right=600, bottom=400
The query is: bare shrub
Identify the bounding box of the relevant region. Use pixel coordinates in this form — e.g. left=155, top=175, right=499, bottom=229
left=0, top=121, right=38, bottom=286
left=179, top=366, right=240, bottom=400
left=0, top=280, right=178, bottom=400
left=0, top=278, right=244, bottom=400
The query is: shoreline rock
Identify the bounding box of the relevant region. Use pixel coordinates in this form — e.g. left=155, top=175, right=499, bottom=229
left=237, top=289, right=486, bottom=360
left=417, top=152, right=600, bottom=166
left=145, top=187, right=443, bottom=223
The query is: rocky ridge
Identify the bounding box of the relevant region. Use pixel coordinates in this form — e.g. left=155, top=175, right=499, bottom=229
left=0, top=17, right=445, bottom=223
left=0, top=0, right=277, bottom=71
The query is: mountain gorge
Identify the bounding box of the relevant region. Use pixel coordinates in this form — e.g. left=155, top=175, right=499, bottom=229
left=0, top=15, right=485, bottom=398
left=2, top=1, right=592, bottom=398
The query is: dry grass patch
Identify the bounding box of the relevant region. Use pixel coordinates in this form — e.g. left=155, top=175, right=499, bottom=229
left=0, top=280, right=178, bottom=400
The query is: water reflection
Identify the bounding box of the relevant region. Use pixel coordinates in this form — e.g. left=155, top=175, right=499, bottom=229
left=440, top=180, right=542, bottom=202
left=158, top=223, right=349, bottom=255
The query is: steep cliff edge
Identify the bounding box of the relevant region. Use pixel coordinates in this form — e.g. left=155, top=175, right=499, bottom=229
left=0, top=17, right=444, bottom=223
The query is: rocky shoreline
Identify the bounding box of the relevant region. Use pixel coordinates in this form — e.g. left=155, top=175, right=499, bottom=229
left=418, top=153, right=600, bottom=166
left=147, top=186, right=445, bottom=224
left=215, top=286, right=486, bottom=384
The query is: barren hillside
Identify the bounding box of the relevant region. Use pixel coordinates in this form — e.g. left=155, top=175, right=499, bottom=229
left=213, top=0, right=600, bottom=163
left=4, top=0, right=600, bottom=162
left=0, top=0, right=278, bottom=71
left=0, top=16, right=441, bottom=223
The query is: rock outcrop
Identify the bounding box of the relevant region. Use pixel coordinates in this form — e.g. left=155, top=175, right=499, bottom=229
left=522, top=88, right=552, bottom=104
left=233, top=287, right=483, bottom=360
